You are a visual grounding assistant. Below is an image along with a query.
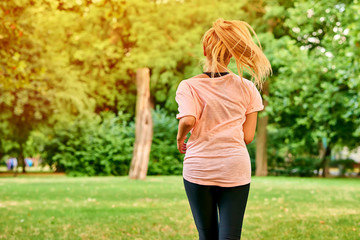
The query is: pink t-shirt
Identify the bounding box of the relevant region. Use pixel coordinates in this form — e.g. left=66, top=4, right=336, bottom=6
left=175, top=73, right=264, bottom=187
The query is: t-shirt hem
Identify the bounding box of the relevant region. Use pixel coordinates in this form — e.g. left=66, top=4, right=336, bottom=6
left=176, top=113, right=197, bottom=120
left=245, top=105, right=264, bottom=115
left=183, top=175, right=251, bottom=187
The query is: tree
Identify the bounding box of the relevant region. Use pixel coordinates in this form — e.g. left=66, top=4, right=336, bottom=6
left=265, top=0, right=360, bottom=176
left=0, top=0, right=93, bottom=172
left=129, top=68, right=153, bottom=180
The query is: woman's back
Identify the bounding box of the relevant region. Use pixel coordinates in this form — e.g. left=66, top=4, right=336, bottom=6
left=175, top=72, right=264, bottom=187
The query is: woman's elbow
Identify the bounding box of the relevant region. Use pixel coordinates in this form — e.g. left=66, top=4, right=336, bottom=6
left=181, top=116, right=196, bottom=127
left=244, top=137, right=254, bottom=145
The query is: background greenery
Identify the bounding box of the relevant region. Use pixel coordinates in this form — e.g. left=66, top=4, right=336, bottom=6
left=0, top=0, right=359, bottom=175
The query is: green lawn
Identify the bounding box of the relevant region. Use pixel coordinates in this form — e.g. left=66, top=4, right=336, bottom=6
left=0, top=176, right=359, bottom=240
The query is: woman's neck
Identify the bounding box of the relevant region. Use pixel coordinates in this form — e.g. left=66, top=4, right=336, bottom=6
left=205, top=65, right=229, bottom=72
left=205, top=57, right=231, bottom=72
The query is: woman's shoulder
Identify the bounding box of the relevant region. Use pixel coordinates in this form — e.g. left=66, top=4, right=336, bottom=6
left=185, top=74, right=209, bottom=81
left=231, top=74, right=252, bottom=84
left=191, top=73, right=209, bottom=79
left=185, top=73, right=235, bottom=81
left=177, top=74, right=207, bottom=87
left=181, top=73, right=253, bottom=88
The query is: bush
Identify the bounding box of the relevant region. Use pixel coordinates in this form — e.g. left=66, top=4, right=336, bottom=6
left=41, top=108, right=184, bottom=176
left=289, top=157, right=322, bottom=177
left=329, top=158, right=356, bottom=176
left=42, top=112, right=135, bottom=176
left=245, top=140, right=257, bottom=175
left=148, top=107, right=183, bottom=175
left=269, top=156, right=321, bottom=177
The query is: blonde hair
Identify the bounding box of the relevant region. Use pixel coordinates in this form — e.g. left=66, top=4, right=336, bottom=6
left=201, top=18, right=272, bottom=90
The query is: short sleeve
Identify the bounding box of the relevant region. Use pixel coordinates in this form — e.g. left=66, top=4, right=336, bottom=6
left=245, top=82, right=264, bottom=115
left=175, top=81, right=197, bottom=120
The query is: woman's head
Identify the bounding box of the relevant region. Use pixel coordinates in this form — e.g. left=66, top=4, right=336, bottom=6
left=201, top=18, right=272, bottom=89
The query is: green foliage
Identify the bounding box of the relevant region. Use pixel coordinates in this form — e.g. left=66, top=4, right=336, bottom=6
left=40, top=108, right=183, bottom=176
left=42, top=112, right=134, bottom=176
left=244, top=140, right=257, bottom=174
left=289, top=157, right=322, bottom=177
left=1, top=0, right=360, bottom=175
left=36, top=107, right=183, bottom=176
left=329, top=158, right=356, bottom=176
left=148, top=107, right=183, bottom=175
left=0, top=0, right=96, bottom=170
left=269, top=157, right=321, bottom=177
left=261, top=0, right=360, bottom=165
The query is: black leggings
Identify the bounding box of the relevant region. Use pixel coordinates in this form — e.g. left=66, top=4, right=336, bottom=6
left=183, top=178, right=250, bottom=240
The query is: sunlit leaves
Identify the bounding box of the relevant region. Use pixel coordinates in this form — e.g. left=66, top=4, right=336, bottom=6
left=266, top=0, right=360, bottom=156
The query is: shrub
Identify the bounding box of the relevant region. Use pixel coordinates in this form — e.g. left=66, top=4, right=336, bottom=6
left=269, top=156, right=321, bottom=177
left=148, top=107, right=183, bottom=175
left=42, top=112, right=134, bottom=176
left=329, top=158, right=356, bottom=176
left=41, top=108, right=184, bottom=176
left=289, top=157, right=322, bottom=177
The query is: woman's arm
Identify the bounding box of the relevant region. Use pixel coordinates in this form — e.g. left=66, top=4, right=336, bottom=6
left=243, top=112, right=258, bottom=145
left=177, top=116, right=196, bottom=154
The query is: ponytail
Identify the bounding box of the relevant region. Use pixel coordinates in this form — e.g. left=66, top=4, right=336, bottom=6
left=201, top=18, right=272, bottom=90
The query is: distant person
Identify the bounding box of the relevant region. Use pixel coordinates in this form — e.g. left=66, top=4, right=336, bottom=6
left=25, top=158, right=33, bottom=167
left=6, top=157, right=18, bottom=170
left=175, top=18, right=272, bottom=240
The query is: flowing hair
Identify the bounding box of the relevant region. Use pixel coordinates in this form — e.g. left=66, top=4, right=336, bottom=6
left=201, top=18, right=272, bottom=90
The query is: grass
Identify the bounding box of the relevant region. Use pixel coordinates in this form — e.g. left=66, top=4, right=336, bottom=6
left=0, top=176, right=359, bottom=240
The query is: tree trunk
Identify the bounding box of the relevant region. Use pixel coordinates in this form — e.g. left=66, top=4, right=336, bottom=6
left=129, top=68, right=153, bottom=180
left=321, top=146, right=331, bottom=178
left=255, top=80, right=269, bottom=176
left=317, top=140, right=325, bottom=176
left=19, top=143, right=26, bottom=173
left=318, top=139, right=331, bottom=177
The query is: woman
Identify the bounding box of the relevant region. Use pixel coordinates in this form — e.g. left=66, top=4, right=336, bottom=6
left=175, top=18, right=272, bottom=240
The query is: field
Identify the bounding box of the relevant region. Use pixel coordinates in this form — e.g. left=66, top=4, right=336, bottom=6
left=0, top=176, right=359, bottom=240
